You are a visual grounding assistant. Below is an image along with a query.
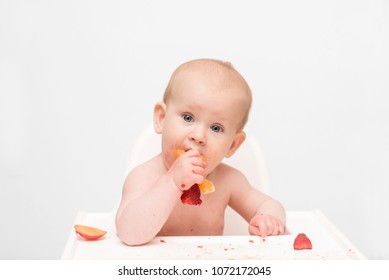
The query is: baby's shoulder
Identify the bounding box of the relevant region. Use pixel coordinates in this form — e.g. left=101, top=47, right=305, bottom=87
left=212, top=162, right=249, bottom=184
left=125, top=154, right=164, bottom=184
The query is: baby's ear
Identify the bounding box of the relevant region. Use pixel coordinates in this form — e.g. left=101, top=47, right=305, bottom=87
left=153, top=102, right=166, bottom=134
left=225, top=131, right=246, bottom=158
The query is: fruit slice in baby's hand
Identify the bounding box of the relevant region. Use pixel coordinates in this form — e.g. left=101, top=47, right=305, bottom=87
left=198, top=178, right=215, bottom=194
left=293, top=233, right=312, bottom=250
left=74, top=224, right=107, bottom=240
left=174, top=149, right=215, bottom=195
left=174, top=148, right=206, bottom=162
left=180, top=184, right=202, bottom=205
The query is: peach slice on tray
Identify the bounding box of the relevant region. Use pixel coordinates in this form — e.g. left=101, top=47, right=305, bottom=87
left=74, top=224, right=107, bottom=240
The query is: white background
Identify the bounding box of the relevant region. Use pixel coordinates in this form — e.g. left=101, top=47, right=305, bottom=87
left=0, top=0, right=388, bottom=259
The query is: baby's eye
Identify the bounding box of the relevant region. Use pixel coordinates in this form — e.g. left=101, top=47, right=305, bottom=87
left=182, top=114, right=193, bottom=122
left=210, top=124, right=223, bottom=133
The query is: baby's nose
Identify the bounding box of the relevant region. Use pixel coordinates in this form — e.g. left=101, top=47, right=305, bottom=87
left=189, top=130, right=206, bottom=145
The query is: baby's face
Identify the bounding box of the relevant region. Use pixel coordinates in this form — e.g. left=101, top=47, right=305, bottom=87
left=159, top=67, right=247, bottom=175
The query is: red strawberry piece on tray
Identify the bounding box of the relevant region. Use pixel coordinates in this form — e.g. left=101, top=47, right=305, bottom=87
left=181, top=184, right=202, bottom=205
left=293, top=233, right=312, bottom=250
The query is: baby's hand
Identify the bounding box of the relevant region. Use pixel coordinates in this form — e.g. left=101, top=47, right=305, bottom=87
left=248, top=213, right=285, bottom=237
left=168, top=149, right=206, bottom=191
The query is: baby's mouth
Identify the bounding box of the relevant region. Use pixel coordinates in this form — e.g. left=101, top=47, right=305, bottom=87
left=180, top=147, right=195, bottom=153
left=175, top=148, right=206, bottom=160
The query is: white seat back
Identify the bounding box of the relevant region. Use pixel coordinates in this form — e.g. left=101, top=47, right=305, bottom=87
left=125, top=124, right=161, bottom=173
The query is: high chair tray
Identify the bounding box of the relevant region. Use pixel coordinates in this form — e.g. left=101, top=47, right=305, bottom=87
left=61, top=210, right=365, bottom=259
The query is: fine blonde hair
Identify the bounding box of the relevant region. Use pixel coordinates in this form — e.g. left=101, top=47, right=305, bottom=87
left=163, top=59, right=252, bottom=131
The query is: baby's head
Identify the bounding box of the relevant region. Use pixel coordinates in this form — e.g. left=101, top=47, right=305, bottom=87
left=162, top=59, right=252, bottom=131
left=154, top=58, right=253, bottom=172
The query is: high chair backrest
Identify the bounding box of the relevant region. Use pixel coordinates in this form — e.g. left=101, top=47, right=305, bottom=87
left=125, top=124, right=162, bottom=174
left=125, top=124, right=272, bottom=235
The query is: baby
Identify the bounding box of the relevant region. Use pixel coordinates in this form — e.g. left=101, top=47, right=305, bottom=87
left=116, top=59, right=286, bottom=246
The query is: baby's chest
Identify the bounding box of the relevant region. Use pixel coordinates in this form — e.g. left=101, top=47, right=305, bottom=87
left=161, top=199, right=226, bottom=235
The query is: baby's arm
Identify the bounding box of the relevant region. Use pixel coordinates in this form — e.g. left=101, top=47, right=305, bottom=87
left=115, top=149, right=205, bottom=245
left=247, top=197, right=286, bottom=237
left=228, top=168, right=286, bottom=237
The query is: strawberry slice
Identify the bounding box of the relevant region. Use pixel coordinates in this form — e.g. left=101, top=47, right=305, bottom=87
left=293, top=233, right=312, bottom=250
left=180, top=184, right=202, bottom=205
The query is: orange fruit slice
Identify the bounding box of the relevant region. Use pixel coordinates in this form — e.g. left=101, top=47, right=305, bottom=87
left=74, top=224, right=107, bottom=240
left=174, top=148, right=206, bottom=161
left=174, top=148, right=185, bottom=159
left=198, top=178, right=215, bottom=194
left=174, top=149, right=215, bottom=194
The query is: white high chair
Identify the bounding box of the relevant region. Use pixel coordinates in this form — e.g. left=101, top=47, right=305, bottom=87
left=124, top=123, right=272, bottom=235
left=62, top=124, right=272, bottom=258
left=62, top=125, right=367, bottom=260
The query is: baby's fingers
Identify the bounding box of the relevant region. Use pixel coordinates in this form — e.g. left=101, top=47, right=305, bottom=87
left=192, top=157, right=206, bottom=168
left=249, top=215, right=285, bottom=237
left=192, top=165, right=205, bottom=175
left=249, top=220, right=274, bottom=237
left=185, top=148, right=202, bottom=158
left=274, top=223, right=285, bottom=235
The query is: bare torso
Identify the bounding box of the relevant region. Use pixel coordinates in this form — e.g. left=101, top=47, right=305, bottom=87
left=117, top=152, right=285, bottom=246
left=117, top=154, right=260, bottom=241
left=146, top=154, right=233, bottom=236
left=157, top=190, right=227, bottom=236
